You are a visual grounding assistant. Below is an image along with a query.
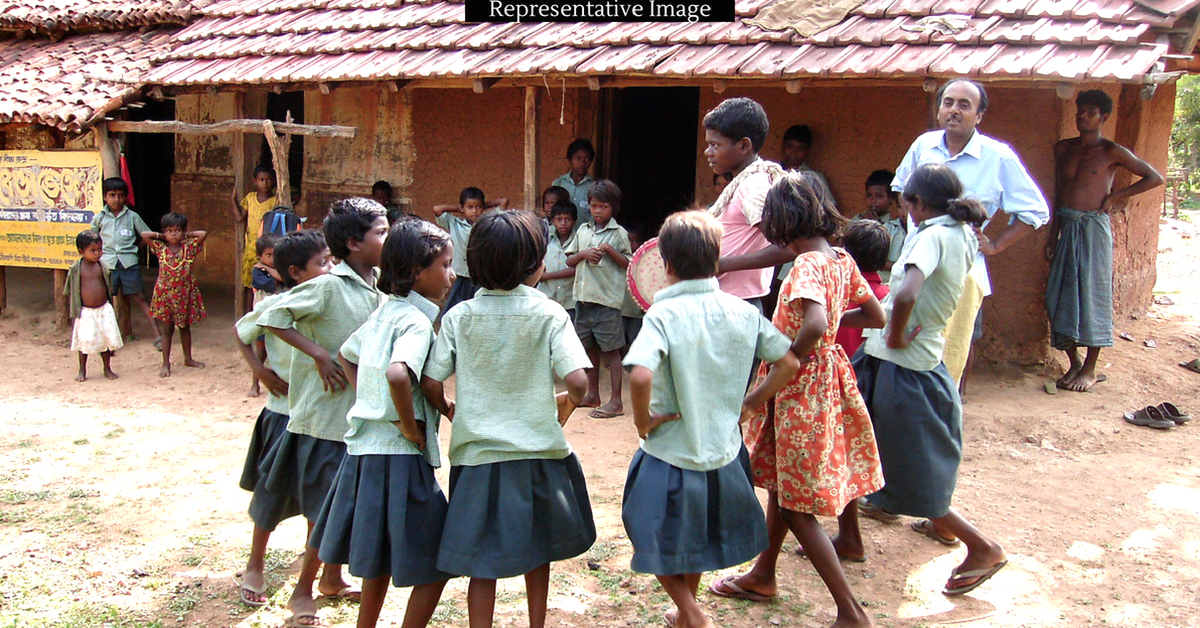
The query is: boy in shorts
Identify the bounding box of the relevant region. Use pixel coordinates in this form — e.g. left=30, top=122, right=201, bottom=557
left=90, top=177, right=161, bottom=347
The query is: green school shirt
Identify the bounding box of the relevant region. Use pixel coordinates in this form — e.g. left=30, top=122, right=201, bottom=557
left=258, top=261, right=384, bottom=441
left=565, top=220, right=631, bottom=310
left=551, top=172, right=594, bottom=226
left=235, top=292, right=294, bottom=416
left=435, top=212, right=472, bottom=279
left=864, top=214, right=978, bottom=372
left=623, top=278, right=792, bottom=472
left=90, top=205, right=150, bottom=270
left=537, top=232, right=575, bottom=310
left=423, top=285, right=592, bottom=466
left=339, top=292, right=443, bottom=465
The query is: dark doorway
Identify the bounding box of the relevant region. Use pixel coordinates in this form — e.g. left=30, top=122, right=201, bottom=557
left=610, top=87, right=699, bottom=238
left=259, top=91, right=305, bottom=198
left=123, top=99, right=176, bottom=233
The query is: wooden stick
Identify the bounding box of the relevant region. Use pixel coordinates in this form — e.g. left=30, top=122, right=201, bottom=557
left=106, top=119, right=355, bottom=138
left=523, top=86, right=540, bottom=212
left=53, top=269, right=68, bottom=330
left=233, top=93, right=247, bottom=316
left=0, top=266, right=6, bottom=314
left=263, top=119, right=292, bottom=209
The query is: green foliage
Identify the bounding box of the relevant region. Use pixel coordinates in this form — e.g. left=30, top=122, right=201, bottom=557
left=1171, top=75, right=1200, bottom=186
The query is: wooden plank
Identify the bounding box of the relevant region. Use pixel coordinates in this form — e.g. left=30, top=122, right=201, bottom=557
left=263, top=118, right=293, bottom=209
left=523, top=86, right=541, bottom=212
left=53, top=269, right=68, bottom=330
left=106, top=119, right=356, bottom=138
left=233, top=93, right=247, bottom=315
left=95, top=122, right=130, bottom=333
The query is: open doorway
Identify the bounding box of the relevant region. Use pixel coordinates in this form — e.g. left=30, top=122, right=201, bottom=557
left=122, top=99, right=176, bottom=238
left=606, top=87, right=699, bottom=238
left=259, top=91, right=305, bottom=199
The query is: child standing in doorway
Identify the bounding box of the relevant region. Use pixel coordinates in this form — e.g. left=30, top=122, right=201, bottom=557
left=66, top=230, right=122, bottom=382
left=233, top=165, right=280, bottom=314
left=142, top=212, right=208, bottom=378
left=552, top=139, right=597, bottom=225
left=90, top=177, right=161, bottom=348
left=566, top=180, right=632, bottom=419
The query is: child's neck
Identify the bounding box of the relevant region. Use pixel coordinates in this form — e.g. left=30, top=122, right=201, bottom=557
left=257, top=190, right=274, bottom=202
left=593, top=218, right=610, bottom=229
left=556, top=232, right=572, bottom=244
left=791, top=236, right=833, bottom=257
left=343, top=255, right=376, bottom=284
left=730, top=153, right=758, bottom=177
left=108, top=205, right=124, bottom=216
left=570, top=171, right=587, bottom=184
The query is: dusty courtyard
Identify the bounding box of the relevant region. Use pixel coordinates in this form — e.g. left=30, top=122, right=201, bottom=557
left=0, top=217, right=1197, bottom=628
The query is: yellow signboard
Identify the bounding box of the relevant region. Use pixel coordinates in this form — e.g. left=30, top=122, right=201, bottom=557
left=0, top=150, right=103, bottom=269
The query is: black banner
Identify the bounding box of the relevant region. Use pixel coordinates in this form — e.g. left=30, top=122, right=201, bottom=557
left=465, top=0, right=735, bottom=23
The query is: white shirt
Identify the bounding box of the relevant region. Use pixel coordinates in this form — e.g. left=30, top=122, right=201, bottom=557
left=891, top=130, right=1049, bottom=296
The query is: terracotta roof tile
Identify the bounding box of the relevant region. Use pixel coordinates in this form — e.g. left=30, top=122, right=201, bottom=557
left=0, top=0, right=202, bottom=35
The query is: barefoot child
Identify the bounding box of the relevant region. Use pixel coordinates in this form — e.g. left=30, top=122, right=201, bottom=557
left=310, top=219, right=456, bottom=628
left=712, top=172, right=886, bottom=628
left=259, top=199, right=390, bottom=627
left=853, top=164, right=1008, bottom=596
left=232, top=166, right=280, bottom=314
left=90, top=177, right=161, bottom=347
left=537, top=200, right=577, bottom=318
left=433, top=187, right=508, bottom=315
left=142, top=212, right=208, bottom=378
left=233, top=230, right=333, bottom=607
left=622, top=211, right=799, bottom=628
left=551, top=139, right=596, bottom=225
left=249, top=235, right=283, bottom=397
left=66, top=230, right=122, bottom=382
left=421, top=210, right=594, bottom=628
left=566, top=180, right=631, bottom=418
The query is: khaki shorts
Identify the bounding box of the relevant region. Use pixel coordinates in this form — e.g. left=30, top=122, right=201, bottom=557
left=575, top=301, right=625, bottom=353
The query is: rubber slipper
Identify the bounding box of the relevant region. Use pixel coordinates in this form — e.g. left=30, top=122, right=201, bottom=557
left=1180, top=359, right=1200, bottom=374
left=943, top=559, right=1008, bottom=596
left=708, top=574, right=774, bottom=602
left=588, top=409, right=622, bottom=419
left=664, top=610, right=678, bottom=627
left=1157, top=402, right=1192, bottom=424
left=153, top=337, right=163, bottom=352
left=285, top=613, right=325, bottom=627
left=910, top=519, right=961, bottom=546
left=320, top=586, right=361, bottom=603
left=232, top=574, right=268, bottom=608
left=1123, top=406, right=1174, bottom=430
left=794, top=545, right=866, bottom=563
left=857, top=497, right=900, bottom=523
left=1043, top=381, right=1057, bottom=395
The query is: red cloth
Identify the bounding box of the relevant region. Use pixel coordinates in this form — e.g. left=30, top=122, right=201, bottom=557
left=120, top=154, right=136, bottom=207
left=834, top=271, right=888, bottom=358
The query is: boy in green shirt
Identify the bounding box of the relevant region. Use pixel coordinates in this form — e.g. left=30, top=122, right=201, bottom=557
left=90, top=177, right=161, bottom=347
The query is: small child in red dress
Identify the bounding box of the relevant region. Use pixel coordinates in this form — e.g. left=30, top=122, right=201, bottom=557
left=835, top=220, right=893, bottom=359
left=142, top=212, right=208, bottom=377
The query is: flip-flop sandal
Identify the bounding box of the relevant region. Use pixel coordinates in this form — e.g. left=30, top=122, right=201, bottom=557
left=320, top=586, right=361, bottom=603
left=1180, top=359, right=1200, bottom=374
left=588, top=409, right=622, bottom=419
left=1123, top=406, right=1174, bottom=430
left=231, top=573, right=268, bottom=608
left=708, top=574, right=774, bottom=602
left=794, top=545, right=867, bottom=563
left=943, top=559, right=1008, bottom=596
left=910, top=519, right=961, bottom=546
left=857, top=498, right=900, bottom=523
left=1157, top=402, right=1192, bottom=424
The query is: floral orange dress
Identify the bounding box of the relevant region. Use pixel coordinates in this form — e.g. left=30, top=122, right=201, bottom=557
left=149, top=239, right=206, bottom=327
left=744, top=249, right=884, bottom=516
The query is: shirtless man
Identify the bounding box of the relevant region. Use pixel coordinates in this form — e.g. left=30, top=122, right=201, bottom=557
left=1046, top=89, right=1163, bottom=392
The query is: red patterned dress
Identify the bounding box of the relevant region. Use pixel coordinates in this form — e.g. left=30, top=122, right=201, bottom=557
left=149, top=239, right=206, bottom=327
left=744, top=249, right=884, bottom=516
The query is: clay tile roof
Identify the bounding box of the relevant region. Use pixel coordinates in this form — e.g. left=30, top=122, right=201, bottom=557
left=134, top=0, right=1199, bottom=86
left=0, top=29, right=174, bottom=131
left=0, top=0, right=204, bottom=35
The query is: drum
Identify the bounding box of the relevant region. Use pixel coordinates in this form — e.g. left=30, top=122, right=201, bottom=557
left=626, top=237, right=669, bottom=311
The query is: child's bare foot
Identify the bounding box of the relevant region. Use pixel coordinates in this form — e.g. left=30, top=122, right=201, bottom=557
left=578, top=394, right=601, bottom=408
left=796, top=534, right=866, bottom=562
left=830, top=609, right=874, bottom=628
left=160, top=365, right=171, bottom=378
left=589, top=400, right=623, bottom=419
left=1063, top=370, right=1106, bottom=392
left=75, top=371, right=86, bottom=383
left=103, top=368, right=119, bottom=380
left=1055, top=365, right=1081, bottom=390
left=184, top=358, right=205, bottom=369
left=249, top=382, right=261, bottom=398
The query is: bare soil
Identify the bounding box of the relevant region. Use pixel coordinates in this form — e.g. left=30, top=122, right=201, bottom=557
left=0, top=216, right=1197, bottom=628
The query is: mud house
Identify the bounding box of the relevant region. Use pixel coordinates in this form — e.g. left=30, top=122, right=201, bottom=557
left=2, top=0, right=1198, bottom=364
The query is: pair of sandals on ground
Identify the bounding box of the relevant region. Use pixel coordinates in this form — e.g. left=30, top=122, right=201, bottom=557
left=234, top=571, right=360, bottom=627
left=1123, top=401, right=1191, bottom=430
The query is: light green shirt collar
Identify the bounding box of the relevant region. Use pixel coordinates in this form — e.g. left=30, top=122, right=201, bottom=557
left=476, top=284, right=546, bottom=300
left=331, top=259, right=378, bottom=289
left=400, top=291, right=440, bottom=321
left=654, top=277, right=719, bottom=302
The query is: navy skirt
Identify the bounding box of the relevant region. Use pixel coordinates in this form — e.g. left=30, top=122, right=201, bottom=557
left=440, top=276, right=476, bottom=317
left=852, top=353, right=962, bottom=519
left=240, top=408, right=302, bottom=530
left=622, top=447, right=768, bottom=575
left=437, top=454, right=596, bottom=579
left=262, top=430, right=347, bottom=521
left=310, top=453, right=452, bottom=587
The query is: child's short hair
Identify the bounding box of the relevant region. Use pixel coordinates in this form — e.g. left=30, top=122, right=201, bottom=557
left=372, top=180, right=393, bottom=196
left=378, top=219, right=452, bottom=297
left=459, top=187, right=485, bottom=206
left=274, top=230, right=328, bottom=288
left=783, top=124, right=812, bottom=147
left=76, top=229, right=101, bottom=251
left=255, top=234, right=280, bottom=257
left=467, top=210, right=546, bottom=291
left=1076, top=89, right=1113, bottom=116
left=102, top=177, right=128, bottom=194
left=659, top=210, right=723, bottom=281
left=323, top=197, right=386, bottom=259
left=253, top=164, right=275, bottom=179
left=548, top=200, right=577, bottom=222
left=865, top=169, right=895, bottom=190
left=160, top=212, right=188, bottom=230
left=566, top=138, right=595, bottom=160
left=841, top=219, right=891, bottom=274
left=542, top=185, right=569, bottom=204
left=703, top=98, right=769, bottom=152
left=587, top=179, right=621, bottom=211
left=761, top=171, right=847, bottom=246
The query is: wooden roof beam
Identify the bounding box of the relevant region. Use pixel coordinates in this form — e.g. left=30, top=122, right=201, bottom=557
left=105, top=119, right=356, bottom=137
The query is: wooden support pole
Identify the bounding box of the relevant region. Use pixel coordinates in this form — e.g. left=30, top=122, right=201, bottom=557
left=0, top=266, right=6, bottom=314
left=53, top=269, right=68, bottom=330
left=523, top=86, right=541, bottom=212
left=106, top=119, right=355, bottom=138
left=263, top=118, right=293, bottom=209
left=233, top=93, right=247, bottom=316
left=94, top=122, right=130, bottom=334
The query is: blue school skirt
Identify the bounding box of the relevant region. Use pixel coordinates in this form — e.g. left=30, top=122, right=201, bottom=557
left=437, top=454, right=596, bottom=579
left=310, top=453, right=452, bottom=587
left=440, top=276, right=476, bottom=317
left=622, top=447, right=768, bottom=575
left=262, top=430, right=346, bottom=521
left=239, top=408, right=302, bottom=530
left=851, top=352, right=962, bottom=519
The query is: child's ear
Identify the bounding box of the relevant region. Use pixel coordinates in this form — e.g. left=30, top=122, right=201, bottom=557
left=287, top=265, right=303, bottom=284
left=346, top=237, right=361, bottom=253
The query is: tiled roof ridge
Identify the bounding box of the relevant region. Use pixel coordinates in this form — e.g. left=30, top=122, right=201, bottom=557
left=0, top=0, right=207, bottom=36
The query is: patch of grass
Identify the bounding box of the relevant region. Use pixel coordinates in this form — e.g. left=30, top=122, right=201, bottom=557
left=103, top=426, right=126, bottom=440
left=1, top=489, right=55, bottom=504
left=430, top=598, right=465, bottom=625
left=16, top=439, right=34, bottom=449
left=586, top=539, right=623, bottom=562
left=588, top=568, right=628, bottom=596
left=263, top=547, right=299, bottom=572
left=180, top=554, right=204, bottom=567
left=72, top=438, right=89, bottom=446
left=167, top=581, right=202, bottom=620
left=0, top=508, right=29, bottom=525
left=67, top=488, right=100, bottom=499
left=37, top=602, right=164, bottom=628
left=496, top=587, right=524, bottom=604
left=186, top=532, right=216, bottom=547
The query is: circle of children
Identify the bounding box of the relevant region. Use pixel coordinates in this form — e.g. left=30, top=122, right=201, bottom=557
left=67, top=91, right=1040, bottom=628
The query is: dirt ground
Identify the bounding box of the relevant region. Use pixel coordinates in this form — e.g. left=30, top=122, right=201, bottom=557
left=0, top=216, right=1197, bottom=628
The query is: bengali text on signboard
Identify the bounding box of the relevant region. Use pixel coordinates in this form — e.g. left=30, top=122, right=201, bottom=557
left=0, top=150, right=103, bottom=269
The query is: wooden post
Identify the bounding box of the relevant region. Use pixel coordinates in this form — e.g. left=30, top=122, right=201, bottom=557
left=263, top=118, right=293, bottom=209
left=94, top=123, right=129, bottom=334
left=523, top=86, right=541, bottom=211
left=0, top=266, right=6, bottom=314
left=233, top=93, right=247, bottom=316
left=53, top=269, right=68, bottom=330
